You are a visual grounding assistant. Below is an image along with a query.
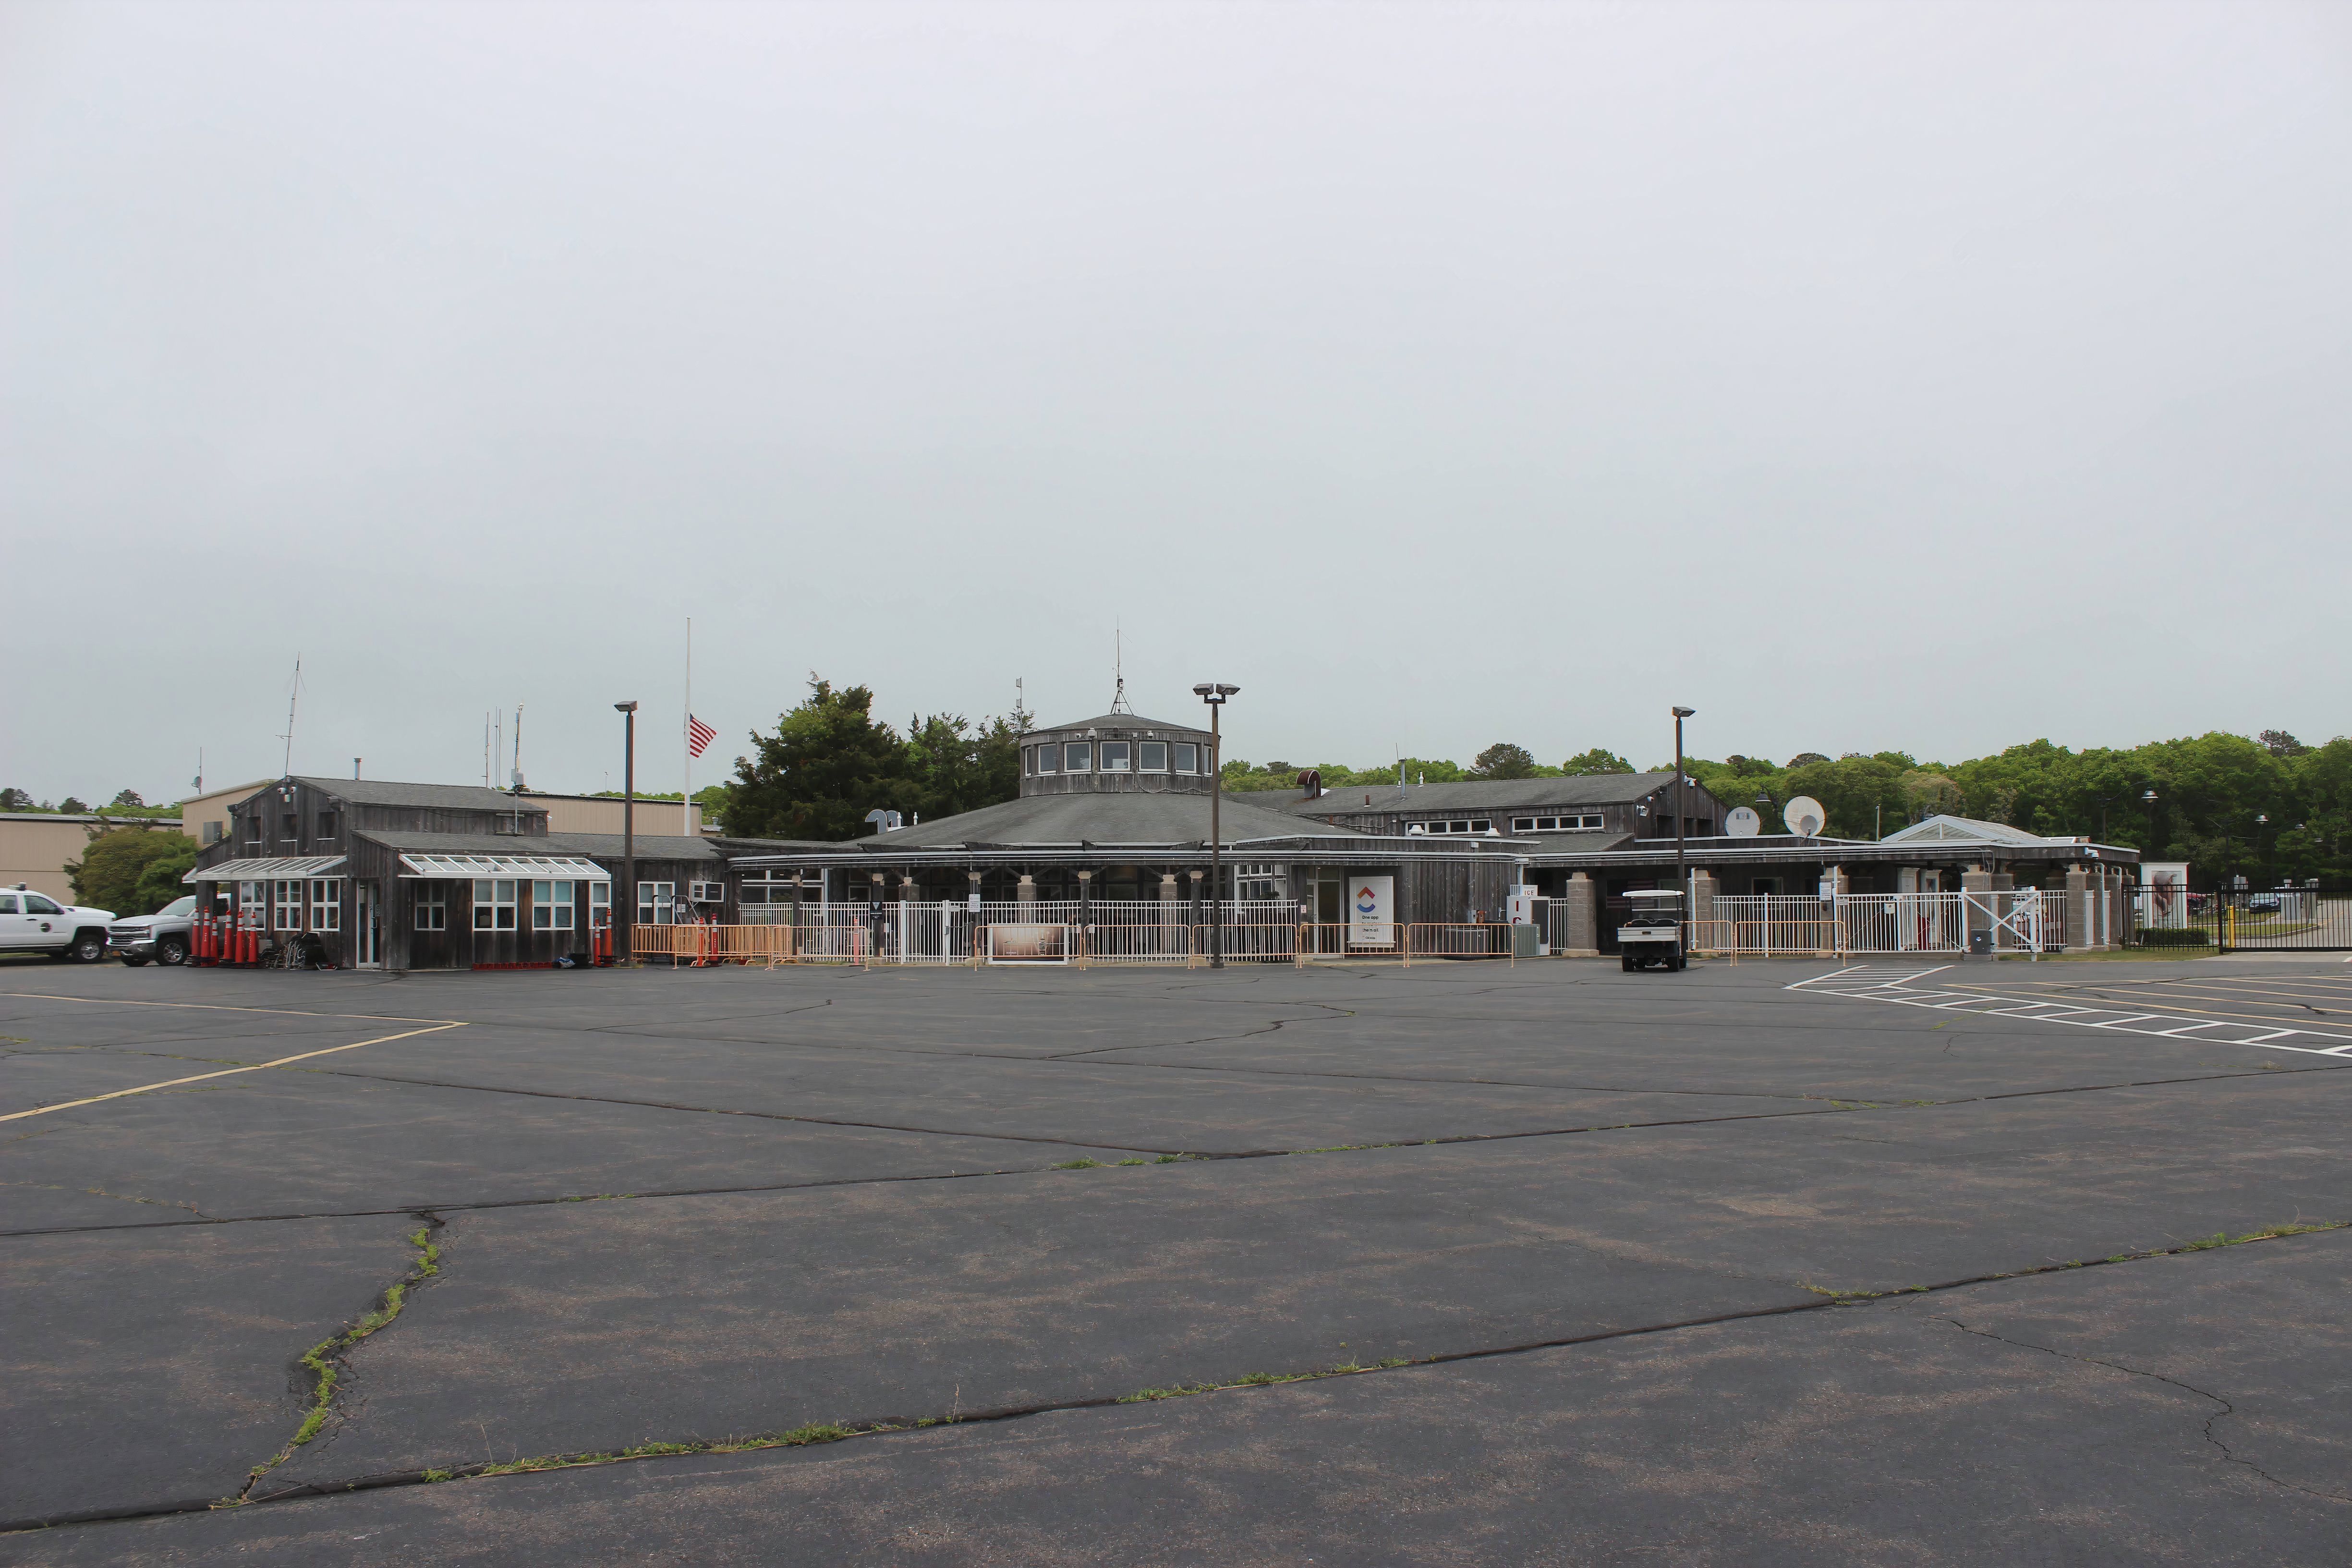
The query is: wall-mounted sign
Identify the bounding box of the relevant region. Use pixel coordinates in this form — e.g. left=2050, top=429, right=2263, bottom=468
left=1351, top=875, right=1394, bottom=947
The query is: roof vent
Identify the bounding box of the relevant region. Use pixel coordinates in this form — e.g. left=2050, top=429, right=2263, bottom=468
left=1297, top=769, right=1322, bottom=800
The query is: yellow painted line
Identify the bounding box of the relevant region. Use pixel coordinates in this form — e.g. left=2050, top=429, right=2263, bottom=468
left=0, top=992, right=458, bottom=1025
left=0, top=1023, right=468, bottom=1123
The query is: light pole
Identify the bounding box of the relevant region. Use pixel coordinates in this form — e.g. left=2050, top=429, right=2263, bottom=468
left=2255, top=813, right=2269, bottom=882
left=2142, top=789, right=2159, bottom=852
left=615, top=701, right=638, bottom=962
left=1671, top=707, right=1695, bottom=927
left=1193, top=682, right=1239, bottom=969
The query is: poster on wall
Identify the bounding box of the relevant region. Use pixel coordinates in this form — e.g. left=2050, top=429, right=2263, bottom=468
left=1350, top=876, right=1394, bottom=947
left=2141, top=863, right=2190, bottom=928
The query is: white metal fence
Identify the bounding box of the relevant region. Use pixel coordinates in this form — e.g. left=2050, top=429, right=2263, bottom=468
left=1692, top=890, right=2055, bottom=956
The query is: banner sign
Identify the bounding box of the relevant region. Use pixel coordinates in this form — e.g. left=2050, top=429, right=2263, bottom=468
left=2142, top=863, right=2190, bottom=928
left=1350, top=876, right=1394, bottom=947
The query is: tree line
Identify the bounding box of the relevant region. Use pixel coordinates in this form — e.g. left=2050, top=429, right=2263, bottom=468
left=1225, top=729, right=2350, bottom=883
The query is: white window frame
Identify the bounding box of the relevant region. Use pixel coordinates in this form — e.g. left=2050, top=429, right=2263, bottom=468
left=638, top=881, right=676, bottom=926
left=473, top=878, right=518, bottom=931
left=588, top=881, right=611, bottom=928
left=1034, top=744, right=1057, bottom=774
left=1139, top=741, right=1168, bottom=773
left=1174, top=742, right=1199, bottom=774
left=309, top=879, right=341, bottom=932
left=1099, top=741, right=1131, bottom=772
left=1063, top=741, right=1092, bottom=772
left=531, top=880, right=575, bottom=930
left=273, top=880, right=304, bottom=930
left=415, top=884, right=447, bottom=931
left=689, top=880, right=724, bottom=904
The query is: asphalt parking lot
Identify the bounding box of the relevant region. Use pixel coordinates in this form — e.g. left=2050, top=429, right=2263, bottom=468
left=3, top=954, right=2349, bottom=1564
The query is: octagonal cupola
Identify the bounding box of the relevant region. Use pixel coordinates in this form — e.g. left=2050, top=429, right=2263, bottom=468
left=1018, top=710, right=1219, bottom=797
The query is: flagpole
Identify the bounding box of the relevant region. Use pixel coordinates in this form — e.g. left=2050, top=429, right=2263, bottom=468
left=683, top=617, right=692, bottom=839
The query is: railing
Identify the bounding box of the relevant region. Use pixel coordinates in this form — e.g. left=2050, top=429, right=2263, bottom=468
left=621, top=916, right=1520, bottom=968
left=1689, top=891, right=2052, bottom=957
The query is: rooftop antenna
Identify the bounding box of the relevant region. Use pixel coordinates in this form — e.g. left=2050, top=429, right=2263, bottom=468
left=1110, top=624, right=1131, bottom=714
left=1014, top=676, right=1030, bottom=733
left=510, top=704, right=525, bottom=791
left=484, top=712, right=492, bottom=788
left=192, top=747, right=203, bottom=795
left=277, top=658, right=303, bottom=777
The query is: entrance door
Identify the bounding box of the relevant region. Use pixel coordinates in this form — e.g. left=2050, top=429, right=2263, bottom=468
left=355, top=881, right=381, bottom=967
left=1919, top=871, right=1942, bottom=894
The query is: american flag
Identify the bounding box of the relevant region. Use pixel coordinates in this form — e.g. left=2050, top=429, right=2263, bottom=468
left=687, top=715, right=716, bottom=757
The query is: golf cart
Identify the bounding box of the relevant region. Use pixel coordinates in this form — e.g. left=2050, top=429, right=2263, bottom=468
left=1617, top=889, right=1686, bottom=972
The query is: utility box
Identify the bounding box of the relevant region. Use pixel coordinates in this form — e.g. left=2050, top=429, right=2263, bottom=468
left=1512, top=923, right=1541, bottom=958
left=1969, top=930, right=1993, bottom=956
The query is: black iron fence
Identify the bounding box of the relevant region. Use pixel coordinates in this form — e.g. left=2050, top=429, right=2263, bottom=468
left=2129, top=882, right=2352, bottom=952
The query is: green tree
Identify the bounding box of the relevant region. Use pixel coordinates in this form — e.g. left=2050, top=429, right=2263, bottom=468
left=0, top=788, right=30, bottom=810
left=111, top=789, right=146, bottom=808
left=58, top=796, right=87, bottom=814
left=65, top=826, right=196, bottom=915
left=1471, top=743, right=1538, bottom=780
left=1560, top=748, right=1633, bottom=776
left=903, top=711, right=1024, bottom=820
left=720, top=678, right=913, bottom=840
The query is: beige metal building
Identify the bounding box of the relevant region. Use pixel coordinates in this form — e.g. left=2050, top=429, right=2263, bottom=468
left=520, top=792, right=709, bottom=837
left=181, top=780, right=275, bottom=847
left=0, top=813, right=175, bottom=902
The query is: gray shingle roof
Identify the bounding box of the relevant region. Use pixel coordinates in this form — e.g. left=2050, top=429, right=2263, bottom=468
left=786, top=790, right=1351, bottom=851
left=357, top=829, right=722, bottom=861
left=1274, top=773, right=1695, bottom=817
left=1025, top=713, right=1207, bottom=736
left=291, top=777, right=545, bottom=813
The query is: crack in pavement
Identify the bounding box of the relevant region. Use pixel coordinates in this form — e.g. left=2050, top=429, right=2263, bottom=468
left=17, top=1224, right=2347, bottom=1536
left=1932, top=1315, right=2351, bottom=1505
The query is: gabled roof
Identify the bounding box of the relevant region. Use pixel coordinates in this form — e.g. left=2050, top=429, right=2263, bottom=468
left=356, top=829, right=724, bottom=862
left=1281, top=772, right=1698, bottom=817
left=1879, top=814, right=2054, bottom=846
left=759, top=790, right=1352, bottom=852
left=285, top=777, right=546, bottom=814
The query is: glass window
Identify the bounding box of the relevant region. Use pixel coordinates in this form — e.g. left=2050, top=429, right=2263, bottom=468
left=589, top=882, right=611, bottom=927
left=239, top=880, right=263, bottom=910
left=1035, top=744, right=1057, bottom=774
left=1139, top=741, right=1168, bottom=772
left=1174, top=742, right=1198, bottom=773
left=1512, top=817, right=1536, bottom=832
left=638, top=881, right=676, bottom=926
left=1063, top=742, right=1092, bottom=772
left=0, top=895, right=15, bottom=913
left=280, top=813, right=299, bottom=840
left=24, top=893, right=60, bottom=914
left=416, top=885, right=447, bottom=931
left=532, top=880, right=575, bottom=930
left=473, top=879, right=518, bottom=930
left=244, top=814, right=262, bottom=843
left=273, top=880, right=303, bottom=930
left=309, top=880, right=340, bottom=931
left=317, top=811, right=338, bottom=838
left=1099, top=741, right=1130, bottom=771
left=1023, top=746, right=1037, bottom=776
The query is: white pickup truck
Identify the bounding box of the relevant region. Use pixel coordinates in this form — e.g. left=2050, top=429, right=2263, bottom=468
left=109, top=895, right=198, bottom=967
left=1, top=885, right=117, bottom=962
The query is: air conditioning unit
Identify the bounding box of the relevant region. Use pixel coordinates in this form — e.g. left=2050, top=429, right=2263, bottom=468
left=689, top=881, right=724, bottom=904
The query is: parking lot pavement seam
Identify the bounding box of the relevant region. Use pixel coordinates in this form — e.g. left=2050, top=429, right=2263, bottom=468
left=0, top=1023, right=471, bottom=1125
left=1928, top=1313, right=2352, bottom=1505
left=0, top=992, right=463, bottom=1026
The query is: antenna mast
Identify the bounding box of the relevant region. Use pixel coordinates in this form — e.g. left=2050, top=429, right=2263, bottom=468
left=278, top=658, right=303, bottom=777
left=1110, top=624, right=1131, bottom=714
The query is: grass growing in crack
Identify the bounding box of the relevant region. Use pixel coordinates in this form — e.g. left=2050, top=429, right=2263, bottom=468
left=1799, top=1220, right=2349, bottom=1303
left=1051, top=1158, right=1105, bottom=1170
left=1117, top=1158, right=1147, bottom=1166
left=228, top=1225, right=442, bottom=1504
left=453, top=1424, right=861, bottom=1481
left=1116, top=1358, right=1412, bottom=1404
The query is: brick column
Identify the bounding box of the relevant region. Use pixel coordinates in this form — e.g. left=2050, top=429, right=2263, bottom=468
left=1688, top=869, right=1718, bottom=952
left=1962, top=867, right=1995, bottom=953
left=2064, top=866, right=2092, bottom=950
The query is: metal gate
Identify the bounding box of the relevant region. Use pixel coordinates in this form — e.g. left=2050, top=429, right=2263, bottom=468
left=2131, top=882, right=2352, bottom=952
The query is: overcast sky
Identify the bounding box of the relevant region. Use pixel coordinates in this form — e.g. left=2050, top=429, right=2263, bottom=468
left=4, top=0, right=2346, bottom=805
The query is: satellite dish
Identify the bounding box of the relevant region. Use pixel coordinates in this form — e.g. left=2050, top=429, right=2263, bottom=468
left=1784, top=796, right=1826, bottom=837
left=1724, top=806, right=1761, bottom=838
